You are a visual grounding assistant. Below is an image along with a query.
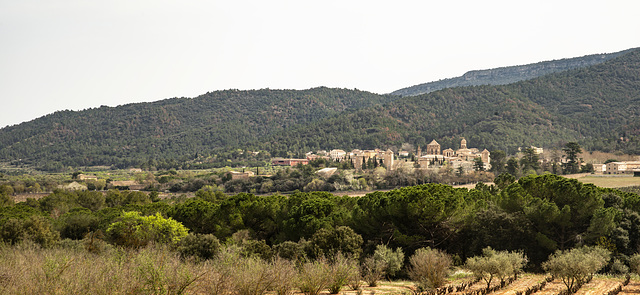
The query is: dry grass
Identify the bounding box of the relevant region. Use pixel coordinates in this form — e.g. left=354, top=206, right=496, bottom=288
left=0, top=242, right=206, bottom=295
left=1, top=243, right=637, bottom=295
left=579, top=151, right=640, bottom=164
left=576, top=175, right=640, bottom=188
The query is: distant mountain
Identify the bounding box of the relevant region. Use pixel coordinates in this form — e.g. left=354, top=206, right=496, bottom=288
left=1, top=48, right=639, bottom=171
left=391, top=49, right=634, bottom=97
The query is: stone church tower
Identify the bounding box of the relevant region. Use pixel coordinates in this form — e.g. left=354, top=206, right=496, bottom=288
left=426, top=140, right=441, bottom=155
left=481, top=149, right=490, bottom=163
left=460, top=138, right=467, bottom=149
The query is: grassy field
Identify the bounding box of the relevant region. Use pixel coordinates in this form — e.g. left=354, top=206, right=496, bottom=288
left=575, top=175, right=640, bottom=188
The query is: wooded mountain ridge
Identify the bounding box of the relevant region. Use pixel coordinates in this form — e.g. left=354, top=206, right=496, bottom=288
left=391, top=48, right=633, bottom=97
left=262, top=48, right=640, bottom=156
left=1, top=48, right=639, bottom=171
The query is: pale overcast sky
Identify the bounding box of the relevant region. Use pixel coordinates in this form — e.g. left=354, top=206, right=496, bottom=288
left=1, top=0, right=639, bottom=128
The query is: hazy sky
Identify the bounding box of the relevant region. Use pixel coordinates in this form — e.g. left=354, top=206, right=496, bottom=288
left=1, top=0, right=639, bottom=128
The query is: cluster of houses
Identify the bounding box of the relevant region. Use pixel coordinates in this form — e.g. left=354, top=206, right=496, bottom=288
left=273, top=148, right=395, bottom=171
left=272, top=138, right=492, bottom=173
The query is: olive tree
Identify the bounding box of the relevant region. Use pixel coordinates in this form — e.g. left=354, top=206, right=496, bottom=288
left=465, top=247, right=528, bottom=289
left=542, top=246, right=610, bottom=293
left=629, top=253, right=640, bottom=275
left=361, top=256, right=385, bottom=287
left=373, top=244, right=405, bottom=278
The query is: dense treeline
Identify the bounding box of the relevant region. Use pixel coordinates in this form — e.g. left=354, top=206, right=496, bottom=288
left=1, top=50, right=640, bottom=171
left=1, top=174, right=639, bottom=272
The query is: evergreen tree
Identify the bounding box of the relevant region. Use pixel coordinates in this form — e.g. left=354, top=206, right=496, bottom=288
left=562, top=142, right=582, bottom=174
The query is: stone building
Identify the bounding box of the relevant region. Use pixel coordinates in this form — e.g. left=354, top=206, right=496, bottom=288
left=605, top=161, right=640, bottom=175
left=416, top=138, right=490, bottom=170
left=352, top=149, right=395, bottom=171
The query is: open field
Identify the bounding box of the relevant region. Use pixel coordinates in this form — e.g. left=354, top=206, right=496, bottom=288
left=575, top=175, right=640, bottom=188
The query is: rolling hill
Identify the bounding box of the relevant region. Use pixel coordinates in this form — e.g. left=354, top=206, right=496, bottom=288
left=0, top=88, right=394, bottom=170
left=1, top=48, right=639, bottom=171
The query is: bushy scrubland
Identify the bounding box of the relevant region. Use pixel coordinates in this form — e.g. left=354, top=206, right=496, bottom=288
left=2, top=174, right=640, bottom=294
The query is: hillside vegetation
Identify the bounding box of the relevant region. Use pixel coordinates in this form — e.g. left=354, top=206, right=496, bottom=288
left=391, top=48, right=633, bottom=96
left=0, top=88, right=393, bottom=170
left=0, top=49, right=639, bottom=171
left=263, top=48, right=640, bottom=155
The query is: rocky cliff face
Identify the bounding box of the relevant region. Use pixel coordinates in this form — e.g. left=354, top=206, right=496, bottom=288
left=391, top=49, right=633, bottom=97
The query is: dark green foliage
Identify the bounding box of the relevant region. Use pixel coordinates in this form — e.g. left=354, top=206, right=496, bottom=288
left=563, top=142, right=583, bottom=174
left=169, top=199, right=218, bottom=235
left=57, top=208, right=100, bottom=240
left=494, top=173, right=515, bottom=190
left=21, top=215, right=60, bottom=247
left=489, top=150, right=506, bottom=174
left=76, top=191, right=105, bottom=211
left=176, top=233, right=221, bottom=260
left=124, top=191, right=151, bottom=206
left=309, top=226, right=363, bottom=259
left=506, top=158, right=520, bottom=177
left=0, top=88, right=392, bottom=170
left=39, top=190, right=79, bottom=217
left=265, top=49, right=640, bottom=157
left=0, top=184, right=14, bottom=196
left=0, top=218, right=26, bottom=245
left=520, top=147, right=540, bottom=174
left=273, top=240, right=307, bottom=262
left=240, top=239, right=274, bottom=260
left=0, top=192, right=13, bottom=207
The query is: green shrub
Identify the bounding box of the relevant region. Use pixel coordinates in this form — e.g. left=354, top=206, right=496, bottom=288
left=372, top=244, right=405, bottom=279
left=274, top=240, right=306, bottom=262
left=106, top=211, right=188, bottom=248
left=177, top=233, right=221, bottom=261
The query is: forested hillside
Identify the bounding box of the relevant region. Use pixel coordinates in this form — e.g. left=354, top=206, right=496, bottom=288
left=1, top=49, right=639, bottom=171
left=391, top=48, right=633, bottom=97
left=0, top=88, right=393, bottom=170
left=263, top=48, right=640, bottom=155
